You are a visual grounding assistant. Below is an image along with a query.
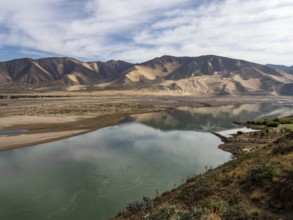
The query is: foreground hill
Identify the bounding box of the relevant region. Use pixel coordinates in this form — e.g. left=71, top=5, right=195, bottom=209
left=0, top=55, right=293, bottom=95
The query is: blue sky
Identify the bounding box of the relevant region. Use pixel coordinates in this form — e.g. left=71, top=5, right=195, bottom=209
left=0, top=0, right=292, bottom=65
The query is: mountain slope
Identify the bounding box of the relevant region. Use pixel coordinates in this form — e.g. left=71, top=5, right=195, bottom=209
left=267, top=64, right=293, bottom=76
left=0, top=57, right=133, bottom=86
left=0, top=55, right=292, bottom=95
left=120, top=55, right=293, bottom=95
left=267, top=64, right=293, bottom=71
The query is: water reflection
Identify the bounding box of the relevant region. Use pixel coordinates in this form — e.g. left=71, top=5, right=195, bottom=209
left=0, top=102, right=292, bottom=220
left=0, top=123, right=229, bottom=220
left=125, top=103, right=293, bottom=131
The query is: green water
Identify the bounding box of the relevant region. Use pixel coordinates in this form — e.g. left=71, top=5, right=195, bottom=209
left=0, top=103, right=292, bottom=220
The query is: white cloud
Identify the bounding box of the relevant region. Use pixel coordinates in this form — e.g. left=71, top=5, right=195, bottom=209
left=0, top=0, right=293, bottom=64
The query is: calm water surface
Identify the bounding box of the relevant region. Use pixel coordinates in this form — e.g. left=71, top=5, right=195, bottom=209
left=0, top=103, right=292, bottom=220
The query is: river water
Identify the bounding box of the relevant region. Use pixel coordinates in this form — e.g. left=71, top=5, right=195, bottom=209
left=0, top=103, right=292, bottom=220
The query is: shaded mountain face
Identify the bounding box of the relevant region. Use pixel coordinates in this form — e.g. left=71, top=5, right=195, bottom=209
left=0, top=55, right=292, bottom=95
left=267, top=64, right=293, bottom=76
left=0, top=57, right=133, bottom=85
left=267, top=64, right=293, bottom=71
left=280, top=83, right=293, bottom=96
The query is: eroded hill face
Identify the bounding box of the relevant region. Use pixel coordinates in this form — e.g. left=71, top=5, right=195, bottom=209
left=0, top=55, right=293, bottom=95
left=120, top=55, right=293, bottom=96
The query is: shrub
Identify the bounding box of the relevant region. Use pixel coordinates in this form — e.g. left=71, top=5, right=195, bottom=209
left=200, top=198, right=227, bottom=215
left=126, top=196, right=154, bottom=215
left=222, top=203, right=247, bottom=220
left=221, top=175, right=234, bottom=186
left=179, top=178, right=216, bottom=205
left=227, top=190, right=242, bottom=205
left=246, top=163, right=274, bottom=188
left=272, top=143, right=293, bottom=155
left=273, top=118, right=281, bottom=123
left=267, top=122, right=279, bottom=127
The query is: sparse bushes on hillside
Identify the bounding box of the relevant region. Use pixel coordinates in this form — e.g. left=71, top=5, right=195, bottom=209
left=178, top=178, right=216, bottom=206
left=245, top=162, right=275, bottom=189
left=272, top=141, right=293, bottom=155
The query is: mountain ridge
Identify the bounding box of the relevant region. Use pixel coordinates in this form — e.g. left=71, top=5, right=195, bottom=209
left=0, top=55, right=292, bottom=95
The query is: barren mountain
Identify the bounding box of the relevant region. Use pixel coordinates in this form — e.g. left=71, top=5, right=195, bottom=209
left=267, top=64, right=293, bottom=72
left=0, top=57, right=133, bottom=86
left=0, top=55, right=292, bottom=95
left=118, top=55, right=293, bottom=95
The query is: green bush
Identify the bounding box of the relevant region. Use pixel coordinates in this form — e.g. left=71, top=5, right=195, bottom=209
left=273, top=118, right=281, bottom=123
left=267, top=122, right=278, bottom=127
left=246, top=163, right=274, bottom=188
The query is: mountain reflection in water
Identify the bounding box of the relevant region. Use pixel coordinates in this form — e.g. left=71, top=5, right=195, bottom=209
left=124, top=103, right=293, bottom=131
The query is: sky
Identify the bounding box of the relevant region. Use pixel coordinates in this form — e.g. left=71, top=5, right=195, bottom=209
left=0, top=0, right=292, bottom=65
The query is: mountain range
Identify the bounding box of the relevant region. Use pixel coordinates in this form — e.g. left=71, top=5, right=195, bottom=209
left=0, top=55, right=292, bottom=95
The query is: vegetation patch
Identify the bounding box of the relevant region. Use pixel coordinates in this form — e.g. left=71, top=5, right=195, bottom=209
left=247, top=117, right=293, bottom=128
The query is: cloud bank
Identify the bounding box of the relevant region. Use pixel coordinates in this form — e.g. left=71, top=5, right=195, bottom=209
left=0, top=0, right=292, bottom=64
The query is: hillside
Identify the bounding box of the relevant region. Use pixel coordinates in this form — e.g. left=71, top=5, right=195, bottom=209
left=0, top=57, right=133, bottom=86
left=267, top=64, right=293, bottom=72
left=0, top=55, right=293, bottom=95
left=120, top=55, right=293, bottom=95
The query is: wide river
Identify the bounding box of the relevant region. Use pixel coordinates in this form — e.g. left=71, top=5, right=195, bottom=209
left=0, top=103, right=292, bottom=220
